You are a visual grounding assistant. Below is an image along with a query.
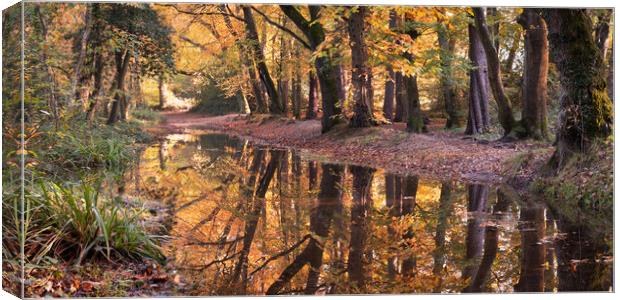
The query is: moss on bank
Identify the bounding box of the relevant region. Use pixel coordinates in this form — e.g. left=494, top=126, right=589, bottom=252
left=531, top=139, right=613, bottom=242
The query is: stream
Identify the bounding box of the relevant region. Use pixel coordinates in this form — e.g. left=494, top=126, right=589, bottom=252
left=124, top=132, right=613, bottom=295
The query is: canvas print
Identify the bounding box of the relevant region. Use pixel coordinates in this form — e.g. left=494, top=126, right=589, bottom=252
left=1, top=1, right=614, bottom=297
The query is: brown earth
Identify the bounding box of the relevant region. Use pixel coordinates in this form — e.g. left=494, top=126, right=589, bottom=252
left=147, top=111, right=554, bottom=184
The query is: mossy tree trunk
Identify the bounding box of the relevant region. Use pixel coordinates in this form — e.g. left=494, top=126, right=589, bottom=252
left=542, top=9, right=613, bottom=169
left=517, top=9, right=550, bottom=140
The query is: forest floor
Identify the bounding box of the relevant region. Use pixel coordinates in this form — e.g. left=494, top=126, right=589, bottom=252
left=148, top=111, right=555, bottom=184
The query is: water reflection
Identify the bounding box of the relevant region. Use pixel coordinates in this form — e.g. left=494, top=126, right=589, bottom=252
left=128, top=133, right=613, bottom=295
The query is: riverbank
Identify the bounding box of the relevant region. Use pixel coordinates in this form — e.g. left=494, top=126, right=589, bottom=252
left=147, top=111, right=554, bottom=184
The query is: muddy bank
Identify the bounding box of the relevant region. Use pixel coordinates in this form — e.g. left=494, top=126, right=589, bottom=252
left=147, top=111, right=553, bottom=184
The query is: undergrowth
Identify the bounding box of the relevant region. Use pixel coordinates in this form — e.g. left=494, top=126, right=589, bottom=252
left=531, top=139, right=613, bottom=241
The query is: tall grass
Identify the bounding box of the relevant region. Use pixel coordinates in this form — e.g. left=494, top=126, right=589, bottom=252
left=39, top=122, right=152, bottom=177
left=2, top=180, right=164, bottom=266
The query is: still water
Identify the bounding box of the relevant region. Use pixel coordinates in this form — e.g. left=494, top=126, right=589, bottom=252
left=126, top=132, right=612, bottom=295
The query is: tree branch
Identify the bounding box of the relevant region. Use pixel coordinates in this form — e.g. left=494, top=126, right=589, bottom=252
left=158, top=4, right=246, bottom=23
left=251, top=7, right=311, bottom=49
left=249, top=234, right=312, bottom=277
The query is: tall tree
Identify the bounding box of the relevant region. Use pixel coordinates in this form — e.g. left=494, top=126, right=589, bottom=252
left=280, top=5, right=344, bottom=133
left=103, top=3, right=174, bottom=124
left=402, top=15, right=425, bottom=133
left=517, top=9, right=549, bottom=140
left=437, top=20, right=461, bottom=128
left=347, top=6, right=376, bottom=127
left=219, top=4, right=261, bottom=113
left=242, top=6, right=283, bottom=114
left=472, top=8, right=517, bottom=136
left=542, top=9, right=613, bottom=169
left=107, top=49, right=131, bottom=124
left=306, top=72, right=319, bottom=119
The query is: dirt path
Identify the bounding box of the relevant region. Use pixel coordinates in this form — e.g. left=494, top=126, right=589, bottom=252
left=147, top=111, right=553, bottom=184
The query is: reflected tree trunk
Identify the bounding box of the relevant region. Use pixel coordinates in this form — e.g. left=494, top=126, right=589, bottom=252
left=400, top=176, right=418, bottom=276
left=462, top=184, right=489, bottom=286
left=267, top=163, right=344, bottom=295
left=230, top=149, right=281, bottom=290
left=347, top=165, right=375, bottom=290
left=432, top=182, right=454, bottom=282
left=385, top=174, right=398, bottom=278
left=465, top=187, right=511, bottom=292
left=515, top=201, right=546, bottom=292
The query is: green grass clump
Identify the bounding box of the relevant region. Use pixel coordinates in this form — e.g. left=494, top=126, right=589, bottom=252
left=2, top=180, right=164, bottom=266
left=131, top=107, right=162, bottom=123
left=40, top=122, right=152, bottom=176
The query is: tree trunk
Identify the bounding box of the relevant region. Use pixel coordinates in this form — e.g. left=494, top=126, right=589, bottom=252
left=594, top=11, right=612, bottom=100
left=504, top=30, right=522, bottom=73
left=158, top=74, right=165, bottom=110
left=292, top=65, right=302, bottom=119
left=278, top=22, right=290, bottom=115
left=69, top=6, right=92, bottom=107
left=383, top=68, right=395, bottom=120
left=402, top=17, right=425, bottom=133
left=86, top=46, right=104, bottom=121
left=219, top=4, right=265, bottom=113
left=517, top=9, right=549, bottom=140
left=542, top=9, right=613, bottom=169
left=242, top=6, right=282, bottom=114
left=335, top=64, right=347, bottom=109
left=594, top=11, right=611, bottom=62
left=473, top=7, right=516, bottom=136
left=107, top=49, right=131, bottom=124
left=607, top=43, right=614, bottom=101
left=437, top=22, right=461, bottom=128
left=281, top=5, right=343, bottom=132
left=348, top=6, right=375, bottom=128
left=306, top=73, right=318, bottom=119
left=465, top=24, right=491, bottom=135
left=394, top=72, right=406, bottom=122
left=365, top=70, right=374, bottom=114
left=487, top=7, right=500, bottom=51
